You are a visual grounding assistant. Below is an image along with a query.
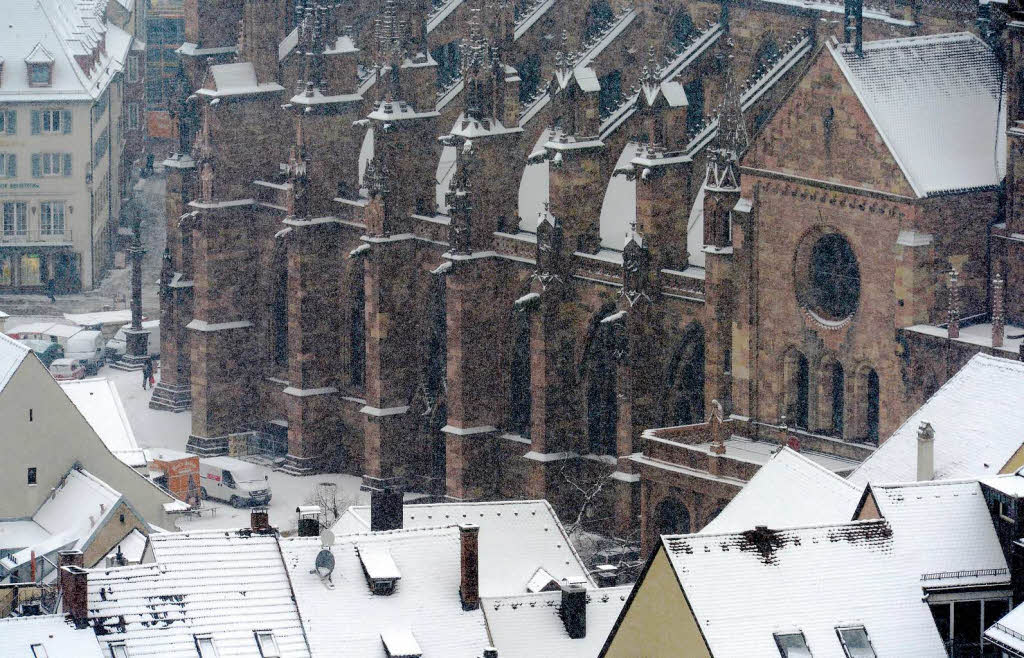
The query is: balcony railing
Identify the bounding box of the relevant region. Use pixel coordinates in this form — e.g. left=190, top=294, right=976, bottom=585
left=0, top=228, right=73, bottom=245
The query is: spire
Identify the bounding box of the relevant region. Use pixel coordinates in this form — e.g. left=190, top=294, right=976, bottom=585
left=640, top=44, right=660, bottom=96
left=533, top=203, right=565, bottom=290
left=622, top=222, right=652, bottom=307
left=461, top=5, right=490, bottom=120
left=706, top=37, right=747, bottom=191
left=285, top=116, right=309, bottom=218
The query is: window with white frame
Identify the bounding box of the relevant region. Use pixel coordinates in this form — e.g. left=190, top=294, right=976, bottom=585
left=254, top=631, right=281, bottom=658
left=0, top=110, right=15, bottom=134
left=0, top=153, right=15, bottom=178
left=109, top=643, right=129, bottom=658
left=195, top=635, right=219, bottom=658
left=836, top=626, right=876, bottom=658
left=30, top=644, right=49, bottom=658
left=40, top=202, right=65, bottom=235
left=127, top=55, right=139, bottom=83
left=37, top=152, right=68, bottom=177
left=41, top=109, right=62, bottom=133
left=3, top=202, right=27, bottom=236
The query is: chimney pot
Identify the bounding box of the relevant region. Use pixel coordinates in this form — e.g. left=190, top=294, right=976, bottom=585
left=370, top=488, right=404, bottom=532
left=459, top=523, right=480, bottom=610
left=917, top=421, right=935, bottom=482
left=560, top=582, right=587, bottom=639
left=58, top=550, right=87, bottom=628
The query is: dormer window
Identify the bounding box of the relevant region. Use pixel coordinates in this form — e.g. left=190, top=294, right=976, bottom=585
left=357, top=544, right=401, bottom=595
left=25, top=44, right=55, bottom=88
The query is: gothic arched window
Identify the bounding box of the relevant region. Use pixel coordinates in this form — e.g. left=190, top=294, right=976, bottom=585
left=655, top=497, right=691, bottom=536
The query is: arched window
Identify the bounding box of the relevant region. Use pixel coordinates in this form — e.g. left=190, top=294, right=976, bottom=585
left=664, top=324, right=705, bottom=426
left=866, top=369, right=879, bottom=443
left=584, top=0, right=614, bottom=41
left=669, top=7, right=695, bottom=49
left=784, top=349, right=809, bottom=429
left=684, top=78, right=704, bottom=134
left=830, top=361, right=845, bottom=437
left=583, top=307, right=619, bottom=456
left=517, top=53, right=542, bottom=103
left=271, top=251, right=288, bottom=369
left=508, top=311, right=531, bottom=437
left=655, top=498, right=691, bottom=536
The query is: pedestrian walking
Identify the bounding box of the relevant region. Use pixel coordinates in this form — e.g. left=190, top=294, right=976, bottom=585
left=46, top=278, right=56, bottom=303
left=142, top=359, right=153, bottom=390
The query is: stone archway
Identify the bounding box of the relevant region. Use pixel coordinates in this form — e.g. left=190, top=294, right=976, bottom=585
left=782, top=347, right=809, bottom=429
left=662, top=322, right=705, bottom=426
left=655, top=497, right=692, bottom=536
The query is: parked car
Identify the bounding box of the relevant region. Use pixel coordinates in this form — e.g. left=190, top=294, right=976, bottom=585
left=64, top=330, right=105, bottom=374
left=105, top=320, right=160, bottom=360
left=198, top=457, right=272, bottom=508
left=49, top=358, right=86, bottom=381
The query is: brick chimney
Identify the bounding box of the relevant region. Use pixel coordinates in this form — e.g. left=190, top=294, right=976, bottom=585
left=459, top=524, right=480, bottom=610
left=58, top=550, right=87, bottom=628
left=992, top=273, right=1005, bottom=349
left=560, top=582, right=587, bottom=639
left=917, top=421, right=935, bottom=482
left=370, top=488, right=404, bottom=532
left=250, top=508, right=271, bottom=533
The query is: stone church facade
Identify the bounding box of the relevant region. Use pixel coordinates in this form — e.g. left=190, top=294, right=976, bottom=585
left=151, top=0, right=1016, bottom=545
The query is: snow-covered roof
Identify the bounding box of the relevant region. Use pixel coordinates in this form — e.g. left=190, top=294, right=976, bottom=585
left=662, top=520, right=948, bottom=656
left=0, top=614, right=104, bottom=657
left=829, top=33, right=1005, bottom=197
left=60, top=377, right=145, bottom=468
left=482, top=585, right=632, bottom=658
left=701, top=447, right=862, bottom=534
left=197, top=61, right=285, bottom=98
left=850, top=354, right=1024, bottom=485
left=63, top=310, right=134, bottom=327
left=103, top=527, right=148, bottom=564
left=333, top=500, right=593, bottom=596
left=0, top=0, right=133, bottom=102
left=600, top=142, right=639, bottom=250
left=0, top=332, right=31, bottom=394
left=281, top=527, right=490, bottom=657
left=518, top=128, right=551, bottom=228
left=987, top=601, right=1024, bottom=655
left=88, top=530, right=311, bottom=658
left=868, top=480, right=1009, bottom=589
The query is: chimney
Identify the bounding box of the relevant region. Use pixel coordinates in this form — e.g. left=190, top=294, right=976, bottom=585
left=58, top=551, right=87, bottom=628
left=296, top=505, right=322, bottom=538
left=560, top=582, right=587, bottom=639
left=250, top=507, right=271, bottom=533
left=370, top=488, right=404, bottom=532
left=917, top=421, right=935, bottom=482
left=459, top=523, right=480, bottom=610
left=992, top=273, right=1005, bottom=349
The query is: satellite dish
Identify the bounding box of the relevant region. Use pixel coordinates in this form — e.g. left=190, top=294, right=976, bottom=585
left=320, top=529, right=335, bottom=548
left=314, top=549, right=336, bottom=578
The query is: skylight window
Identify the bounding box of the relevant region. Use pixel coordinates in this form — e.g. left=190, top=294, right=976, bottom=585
left=774, top=631, right=812, bottom=657
left=30, top=644, right=48, bottom=658
left=837, top=626, right=876, bottom=658
left=109, top=643, right=128, bottom=658
left=194, top=635, right=219, bottom=658
left=255, top=631, right=281, bottom=658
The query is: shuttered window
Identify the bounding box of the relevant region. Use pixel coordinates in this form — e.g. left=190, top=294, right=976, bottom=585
left=0, top=154, right=15, bottom=178
left=0, top=111, right=15, bottom=134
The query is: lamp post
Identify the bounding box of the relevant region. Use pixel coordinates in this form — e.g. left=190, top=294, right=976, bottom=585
left=116, top=214, right=149, bottom=370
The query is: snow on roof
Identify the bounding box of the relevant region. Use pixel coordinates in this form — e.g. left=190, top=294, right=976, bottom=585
left=88, top=530, right=311, bottom=658
left=662, top=520, right=948, bottom=656
left=850, top=354, right=1024, bottom=485
left=333, top=500, right=593, bottom=596
left=517, top=128, right=551, bottom=229
left=0, top=0, right=132, bottom=102
left=358, top=127, right=375, bottom=189
left=482, top=585, right=632, bottom=658
left=0, top=332, right=31, bottom=394
left=436, top=141, right=457, bottom=214
left=281, top=527, right=490, bottom=657
left=0, top=614, right=104, bottom=657
left=103, top=527, right=148, bottom=564
left=7, top=321, right=82, bottom=339
left=599, top=142, right=639, bottom=250
left=987, top=601, right=1024, bottom=654
left=574, top=9, right=637, bottom=73
left=982, top=471, right=1024, bottom=497
left=63, top=310, right=133, bottom=327
left=868, top=480, right=1009, bottom=588
left=198, top=61, right=285, bottom=98
left=687, top=182, right=706, bottom=267
left=701, top=447, right=862, bottom=534
left=829, top=33, right=1005, bottom=197
left=60, top=377, right=145, bottom=468
left=574, top=66, right=600, bottom=93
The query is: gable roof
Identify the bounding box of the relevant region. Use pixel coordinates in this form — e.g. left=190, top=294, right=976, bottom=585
left=661, top=520, right=948, bottom=656
left=281, top=527, right=490, bottom=657
left=60, top=377, right=145, bottom=468
left=850, top=354, right=1024, bottom=485
left=0, top=332, right=31, bottom=394
left=333, top=500, right=593, bottom=596
left=0, top=614, right=104, bottom=657
left=482, top=585, right=631, bottom=658
left=0, top=0, right=133, bottom=102
left=828, top=33, right=1005, bottom=197
left=867, top=480, right=1009, bottom=589
left=701, top=447, right=862, bottom=534
left=88, top=530, right=311, bottom=658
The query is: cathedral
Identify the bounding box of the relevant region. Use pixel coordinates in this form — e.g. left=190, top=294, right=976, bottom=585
left=152, top=0, right=1021, bottom=546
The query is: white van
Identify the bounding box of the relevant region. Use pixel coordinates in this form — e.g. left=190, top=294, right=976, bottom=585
left=198, top=457, right=272, bottom=507
left=64, top=330, right=105, bottom=374
left=105, top=320, right=160, bottom=360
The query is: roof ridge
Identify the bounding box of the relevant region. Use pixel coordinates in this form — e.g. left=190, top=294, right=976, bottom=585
left=855, top=30, right=979, bottom=51
left=774, top=446, right=862, bottom=491
left=665, top=517, right=889, bottom=541
left=872, top=478, right=983, bottom=490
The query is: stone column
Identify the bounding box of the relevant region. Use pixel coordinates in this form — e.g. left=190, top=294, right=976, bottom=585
left=116, top=228, right=150, bottom=371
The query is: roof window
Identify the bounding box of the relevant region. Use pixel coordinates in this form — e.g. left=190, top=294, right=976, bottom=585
left=837, top=626, right=876, bottom=658
left=194, top=635, right=219, bottom=658
left=254, top=631, right=280, bottom=658
left=380, top=628, right=422, bottom=658
left=25, top=44, right=54, bottom=88
left=774, top=631, right=812, bottom=657
left=109, top=643, right=129, bottom=658
left=357, top=544, right=401, bottom=595
left=30, top=644, right=48, bottom=658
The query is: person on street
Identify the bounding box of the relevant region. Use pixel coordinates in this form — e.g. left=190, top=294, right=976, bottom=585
left=142, top=358, right=153, bottom=390
left=46, top=278, right=56, bottom=303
